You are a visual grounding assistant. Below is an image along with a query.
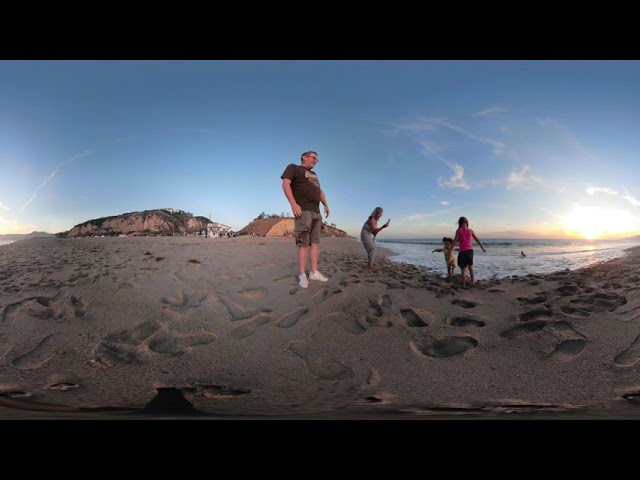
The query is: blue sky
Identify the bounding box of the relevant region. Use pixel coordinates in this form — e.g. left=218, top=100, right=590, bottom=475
left=1, top=60, right=639, bottom=239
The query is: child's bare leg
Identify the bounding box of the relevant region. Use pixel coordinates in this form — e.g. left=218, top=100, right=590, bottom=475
left=460, top=267, right=467, bottom=287
left=469, top=265, right=475, bottom=286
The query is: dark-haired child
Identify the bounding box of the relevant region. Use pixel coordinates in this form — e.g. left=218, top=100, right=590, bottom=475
left=432, top=237, right=458, bottom=277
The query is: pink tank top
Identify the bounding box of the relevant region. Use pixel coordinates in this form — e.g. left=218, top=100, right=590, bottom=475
left=458, top=227, right=472, bottom=251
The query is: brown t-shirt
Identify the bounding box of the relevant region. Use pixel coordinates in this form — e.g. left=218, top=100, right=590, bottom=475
left=281, top=163, right=322, bottom=213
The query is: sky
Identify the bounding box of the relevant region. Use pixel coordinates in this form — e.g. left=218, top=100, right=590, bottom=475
left=1, top=60, right=640, bottom=240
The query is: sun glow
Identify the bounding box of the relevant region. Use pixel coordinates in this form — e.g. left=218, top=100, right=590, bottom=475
left=560, top=206, right=638, bottom=239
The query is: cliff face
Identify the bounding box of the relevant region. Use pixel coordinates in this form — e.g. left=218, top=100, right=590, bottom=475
left=238, top=218, right=349, bottom=238
left=65, top=210, right=210, bottom=237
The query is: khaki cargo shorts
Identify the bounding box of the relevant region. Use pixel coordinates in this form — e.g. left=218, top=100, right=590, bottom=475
left=295, top=211, right=322, bottom=246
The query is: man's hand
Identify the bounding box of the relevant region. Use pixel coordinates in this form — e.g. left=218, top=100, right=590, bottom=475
left=324, top=205, right=330, bottom=218
left=291, top=203, right=303, bottom=218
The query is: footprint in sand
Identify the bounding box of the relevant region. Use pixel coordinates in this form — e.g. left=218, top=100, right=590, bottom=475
left=328, top=311, right=367, bottom=334
left=340, top=276, right=362, bottom=287
left=230, top=313, right=271, bottom=339
left=381, top=295, right=392, bottom=307
left=11, top=334, right=57, bottom=370
left=105, top=319, right=163, bottom=346
left=313, top=287, right=330, bottom=305
left=277, top=307, right=309, bottom=328
left=548, top=339, right=586, bottom=360
left=517, top=295, right=547, bottom=306
left=217, top=294, right=273, bottom=321
left=500, top=320, right=549, bottom=339
left=94, top=319, right=165, bottom=365
left=287, top=340, right=353, bottom=380
left=21, top=297, right=55, bottom=319
left=69, top=295, right=87, bottom=317
left=161, top=290, right=210, bottom=310
left=236, top=288, right=266, bottom=300
left=449, top=316, right=486, bottom=328
left=518, top=308, right=553, bottom=322
left=95, top=341, right=148, bottom=365
left=569, top=292, right=627, bottom=312
left=560, top=305, right=592, bottom=318
left=365, top=317, right=393, bottom=328
left=615, top=299, right=640, bottom=322
left=557, top=284, right=579, bottom=296
left=401, top=309, right=427, bottom=327
left=413, top=336, right=478, bottom=358
left=148, top=330, right=217, bottom=354
left=451, top=299, right=478, bottom=309
left=368, top=298, right=383, bottom=317
left=614, top=335, right=640, bottom=367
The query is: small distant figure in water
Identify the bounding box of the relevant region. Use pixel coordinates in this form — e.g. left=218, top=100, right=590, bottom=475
left=521, top=251, right=526, bottom=258
left=453, top=216, right=486, bottom=288
left=432, top=237, right=458, bottom=278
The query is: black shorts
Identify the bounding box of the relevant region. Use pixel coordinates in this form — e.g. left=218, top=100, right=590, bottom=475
left=458, top=249, right=474, bottom=269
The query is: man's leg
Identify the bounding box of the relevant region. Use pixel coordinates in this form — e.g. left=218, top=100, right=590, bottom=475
left=298, top=245, right=308, bottom=275
left=309, top=243, right=319, bottom=272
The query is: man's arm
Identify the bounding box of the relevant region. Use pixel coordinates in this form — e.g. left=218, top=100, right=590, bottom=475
left=320, top=189, right=330, bottom=218
left=282, top=178, right=302, bottom=218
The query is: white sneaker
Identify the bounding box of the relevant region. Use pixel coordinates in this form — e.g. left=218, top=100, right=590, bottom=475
left=298, top=273, right=309, bottom=288
left=309, top=271, right=328, bottom=282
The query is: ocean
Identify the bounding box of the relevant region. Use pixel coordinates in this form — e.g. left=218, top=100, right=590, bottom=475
left=378, top=238, right=640, bottom=280
left=0, top=240, right=14, bottom=247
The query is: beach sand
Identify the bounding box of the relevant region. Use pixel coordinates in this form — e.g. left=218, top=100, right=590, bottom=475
left=0, top=236, right=639, bottom=419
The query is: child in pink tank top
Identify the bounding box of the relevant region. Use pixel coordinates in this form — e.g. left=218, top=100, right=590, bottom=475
left=453, top=216, right=486, bottom=288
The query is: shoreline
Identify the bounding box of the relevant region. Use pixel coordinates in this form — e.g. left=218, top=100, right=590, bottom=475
left=0, top=236, right=639, bottom=418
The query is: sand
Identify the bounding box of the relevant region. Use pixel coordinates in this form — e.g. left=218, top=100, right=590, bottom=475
left=0, top=236, right=639, bottom=419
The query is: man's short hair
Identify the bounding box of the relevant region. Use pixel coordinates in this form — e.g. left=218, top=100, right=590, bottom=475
left=301, top=151, right=318, bottom=161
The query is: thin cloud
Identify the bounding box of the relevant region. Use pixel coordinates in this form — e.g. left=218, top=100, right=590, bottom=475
left=440, top=201, right=450, bottom=206
left=438, top=163, right=470, bottom=190
left=623, top=187, right=640, bottom=213
left=20, top=149, right=95, bottom=213
left=393, top=121, right=436, bottom=131
left=587, top=187, right=618, bottom=196
left=587, top=186, right=640, bottom=213
left=0, top=215, right=14, bottom=225
left=538, top=118, right=598, bottom=162
left=507, top=165, right=543, bottom=189
left=473, top=106, right=507, bottom=118
left=409, top=210, right=447, bottom=220
left=0, top=202, right=10, bottom=212
left=394, top=117, right=508, bottom=157
left=431, top=119, right=508, bottom=156
left=419, top=140, right=447, bottom=155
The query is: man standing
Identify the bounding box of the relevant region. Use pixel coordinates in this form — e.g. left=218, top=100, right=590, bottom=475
left=281, top=151, right=330, bottom=288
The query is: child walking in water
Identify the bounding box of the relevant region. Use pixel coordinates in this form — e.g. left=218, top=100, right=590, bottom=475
left=453, top=217, right=486, bottom=287
left=432, top=237, right=458, bottom=278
